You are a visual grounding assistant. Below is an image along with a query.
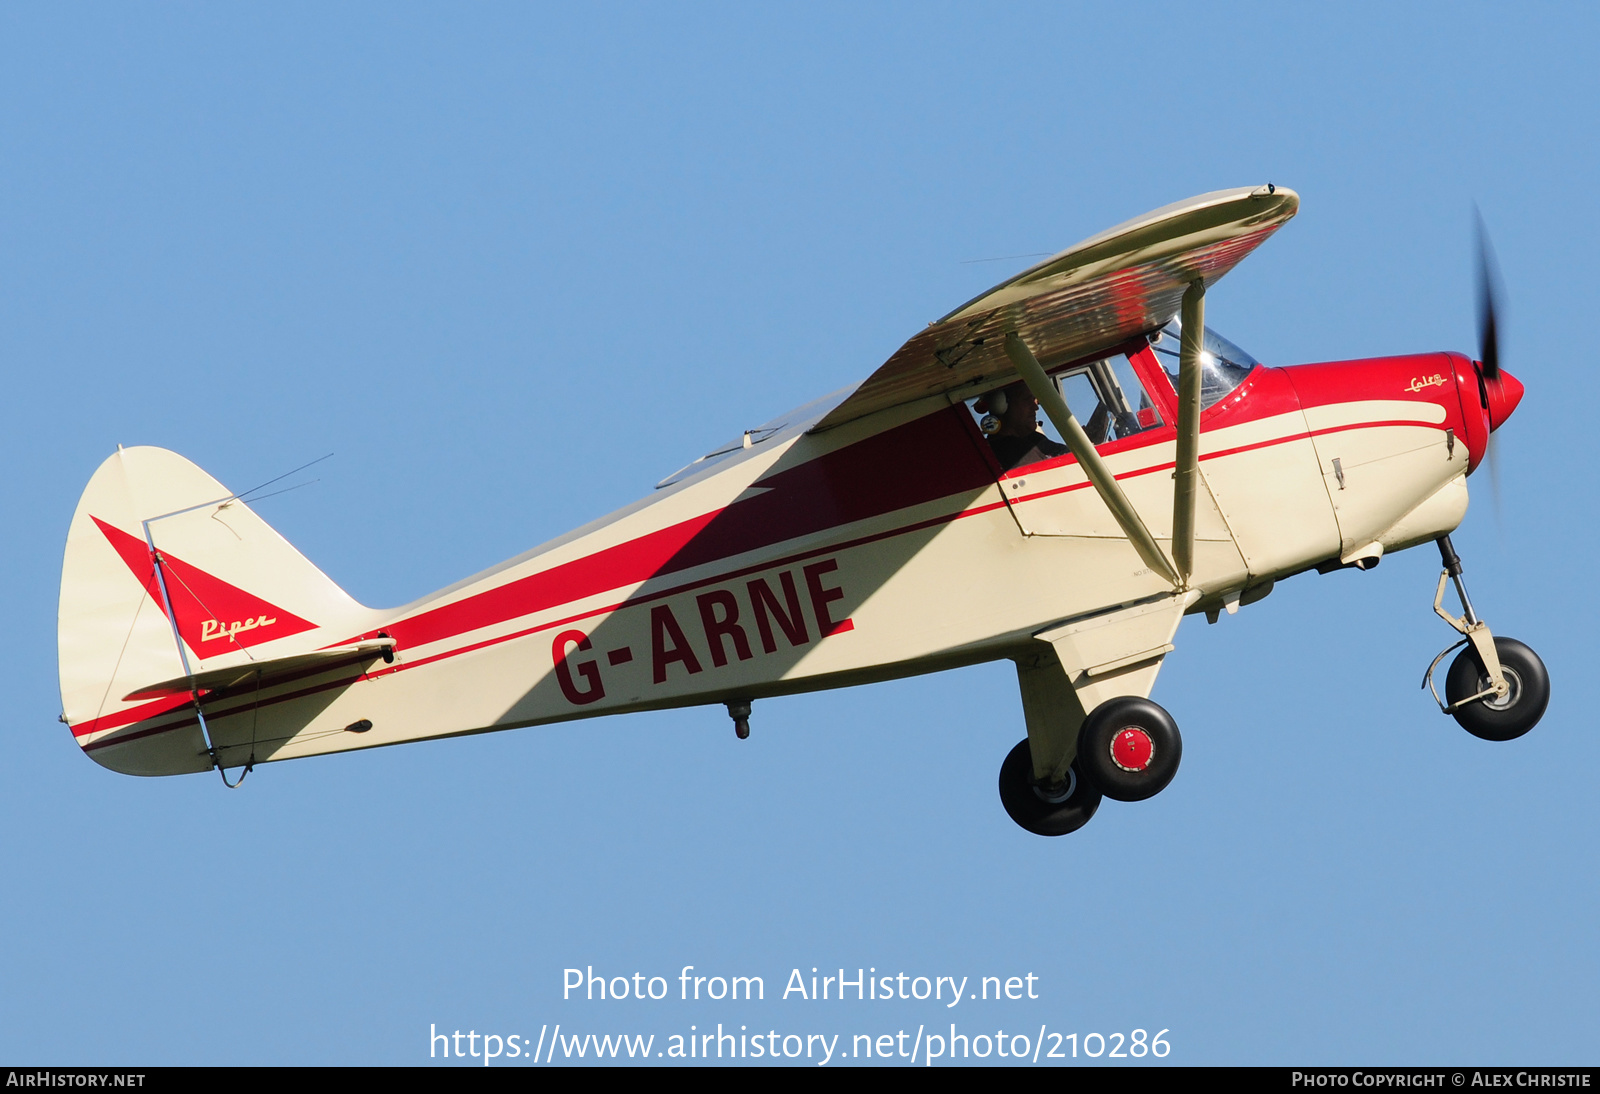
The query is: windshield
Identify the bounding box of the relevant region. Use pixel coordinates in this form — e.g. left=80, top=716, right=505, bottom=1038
left=1150, top=320, right=1259, bottom=409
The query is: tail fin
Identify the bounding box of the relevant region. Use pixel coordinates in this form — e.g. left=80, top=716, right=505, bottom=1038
left=59, top=446, right=379, bottom=772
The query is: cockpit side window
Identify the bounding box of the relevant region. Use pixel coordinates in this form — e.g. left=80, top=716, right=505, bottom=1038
left=1149, top=320, right=1259, bottom=409
left=967, top=351, right=1165, bottom=472
left=1058, top=356, right=1165, bottom=444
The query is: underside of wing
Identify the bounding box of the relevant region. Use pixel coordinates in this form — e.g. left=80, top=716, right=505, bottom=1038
left=813, top=185, right=1298, bottom=431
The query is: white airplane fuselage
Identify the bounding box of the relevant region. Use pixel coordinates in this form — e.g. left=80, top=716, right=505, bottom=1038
left=66, top=346, right=1501, bottom=777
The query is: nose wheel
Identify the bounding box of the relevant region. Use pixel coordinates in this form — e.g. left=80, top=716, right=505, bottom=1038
left=1422, top=535, right=1549, bottom=740
left=1444, top=637, right=1549, bottom=741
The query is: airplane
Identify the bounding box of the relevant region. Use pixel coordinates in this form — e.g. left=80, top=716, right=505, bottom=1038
left=56, top=185, right=1547, bottom=835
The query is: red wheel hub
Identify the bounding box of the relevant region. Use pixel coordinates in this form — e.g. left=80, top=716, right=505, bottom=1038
left=1110, top=726, right=1154, bottom=772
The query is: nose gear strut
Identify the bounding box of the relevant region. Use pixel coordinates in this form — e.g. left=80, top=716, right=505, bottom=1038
left=1421, top=535, right=1548, bottom=742
left=1422, top=534, right=1510, bottom=711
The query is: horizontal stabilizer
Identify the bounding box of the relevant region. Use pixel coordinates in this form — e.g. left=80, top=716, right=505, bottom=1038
left=122, top=639, right=395, bottom=702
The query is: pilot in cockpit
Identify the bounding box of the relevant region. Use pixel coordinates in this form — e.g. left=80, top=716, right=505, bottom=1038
left=979, top=380, right=1109, bottom=471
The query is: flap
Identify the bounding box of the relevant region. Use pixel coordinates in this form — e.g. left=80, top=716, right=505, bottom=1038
left=812, top=186, right=1298, bottom=431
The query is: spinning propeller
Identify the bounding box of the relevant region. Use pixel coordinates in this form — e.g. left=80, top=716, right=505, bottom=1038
left=1472, top=210, right=1522, bottom=511
left=1476, top=208, right=1501, bottom=383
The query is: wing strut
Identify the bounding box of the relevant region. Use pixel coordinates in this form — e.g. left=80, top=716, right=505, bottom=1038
left=1004, top=332, right=1181, bottom=587
left=1171, top=280, right=1205, bottom=584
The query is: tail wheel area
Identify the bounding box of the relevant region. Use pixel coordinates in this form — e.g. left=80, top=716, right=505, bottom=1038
left=998, top=740, right=1102, bottom=836
left=1446, top=637, right=1549, bottom=741
left=1076, top=696, right=1183, bottom=802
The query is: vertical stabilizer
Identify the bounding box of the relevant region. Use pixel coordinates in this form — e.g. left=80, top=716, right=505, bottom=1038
left=58, top=447, right=380, bottom=773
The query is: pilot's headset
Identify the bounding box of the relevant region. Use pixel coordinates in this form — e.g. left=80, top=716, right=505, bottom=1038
left=973, top=388, right=1009, bottom=435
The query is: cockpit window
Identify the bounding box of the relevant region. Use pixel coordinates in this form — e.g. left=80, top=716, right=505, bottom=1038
left=1150, top=320, right=1259, bottom=409
left=1058, top=356, right=1165, bottom=444
left=968, top=351, right=1164, bottom=471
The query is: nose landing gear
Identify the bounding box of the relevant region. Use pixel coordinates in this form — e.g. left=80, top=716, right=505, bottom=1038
left=1422, top=535, right=1549, bottom=740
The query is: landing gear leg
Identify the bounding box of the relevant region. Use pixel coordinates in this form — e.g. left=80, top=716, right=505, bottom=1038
left=1422, top=535, right=1549, bottom=740
left=998, top=651, right=1102, bottom=835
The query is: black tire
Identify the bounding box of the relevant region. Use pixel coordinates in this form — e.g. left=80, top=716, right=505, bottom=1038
left=1446, top=637, right=1549, bottom=741
left=998, top=740, right=1102, bottom=836
left=1076, top=696, right=1182, bottom=802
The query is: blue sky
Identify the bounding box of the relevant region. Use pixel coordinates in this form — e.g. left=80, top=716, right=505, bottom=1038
left=3, top=3, right=1596, bottom=1065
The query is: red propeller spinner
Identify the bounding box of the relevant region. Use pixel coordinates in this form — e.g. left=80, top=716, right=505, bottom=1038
left=1483, top=367, right=1522, bottom=433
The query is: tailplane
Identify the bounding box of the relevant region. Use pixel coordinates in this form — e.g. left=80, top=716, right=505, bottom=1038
left=58, top=447, right=381, bottom=773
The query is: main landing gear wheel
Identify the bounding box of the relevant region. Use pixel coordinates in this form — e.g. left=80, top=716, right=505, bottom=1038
left=998, top=740, right=1102, bottom=836
left=1445, top=637, right=1549, bottom=742
left=1076, top=696, right=1183, bottom=802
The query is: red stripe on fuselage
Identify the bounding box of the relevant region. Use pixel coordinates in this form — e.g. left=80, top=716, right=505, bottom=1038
left=994, top=414, right=1445, bottom=510
left=78, top=411, right=994, bottom=746
left=84, top=495, right=1019, bottom=752
left=381, top=365, right=1424, bottom=660
left=72, top=693, right=193, bottom=738
left=380, top=409, right=994, bottom=652
left=78, top=374, right=1451, bottom=751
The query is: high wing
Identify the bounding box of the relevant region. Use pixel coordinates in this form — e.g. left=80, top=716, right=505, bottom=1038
left=813, top=185, right=1299, bottom=431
